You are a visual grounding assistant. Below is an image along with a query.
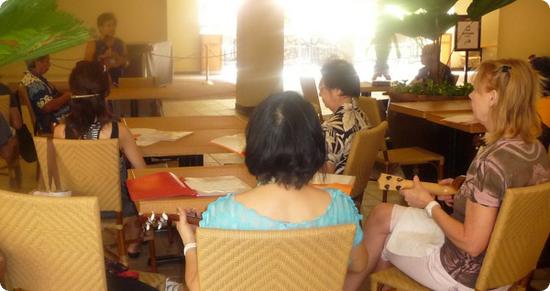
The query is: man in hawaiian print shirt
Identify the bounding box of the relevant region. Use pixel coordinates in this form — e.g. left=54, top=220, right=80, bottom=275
left=20, top=55, right=70, bottom=134
left=319, top=59, right=370, bottom=174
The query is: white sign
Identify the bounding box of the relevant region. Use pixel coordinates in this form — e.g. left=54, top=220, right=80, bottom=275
left=455, top=20, right=480, bottom=51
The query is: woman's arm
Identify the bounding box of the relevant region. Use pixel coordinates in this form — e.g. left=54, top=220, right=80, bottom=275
left=177, top=208, right=199, bottom=291
left=40, top=91, right=70, bottom=113
left=431, top=200, right=497, bottom=257
left=84, top=40, right=96, bottom=61
left=118, top=122, right=146, bottom=169
left=401, top=176, right=498, bottom=257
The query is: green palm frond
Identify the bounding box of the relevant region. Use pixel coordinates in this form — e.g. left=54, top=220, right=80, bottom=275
left=0, top=0, right=90, bottom=67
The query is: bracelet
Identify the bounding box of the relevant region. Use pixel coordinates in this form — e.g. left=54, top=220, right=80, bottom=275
left=184, top=242, right=197, bottom=256
left=424, top=201, right=441, bottom=218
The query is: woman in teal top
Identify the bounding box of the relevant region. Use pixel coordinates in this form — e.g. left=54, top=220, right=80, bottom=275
left=177, top=91, right=368, bottom=291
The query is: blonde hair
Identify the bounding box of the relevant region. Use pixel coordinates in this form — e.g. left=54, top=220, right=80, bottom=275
left=473, top=59, right=542, bottom=144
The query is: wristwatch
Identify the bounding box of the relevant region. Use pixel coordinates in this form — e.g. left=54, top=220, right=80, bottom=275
left=424, top=200, right=441, bottom=218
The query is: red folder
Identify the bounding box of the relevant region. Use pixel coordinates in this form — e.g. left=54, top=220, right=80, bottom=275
left=127, top=172, right=197, bottom=201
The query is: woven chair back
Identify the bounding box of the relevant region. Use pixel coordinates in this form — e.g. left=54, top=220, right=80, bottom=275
left=196, top=224, right=356, bottom=291
left=476, top=181, right=550, bottom=290
left=0, top=190, right=106, bottom=291
left=344, top=121, right=388, bottom=198
left=357, top=97, right=382, bottom=126
left=0, top=95, right=10, bottom=123
left=33, top=136, right=122, bottom=212
left=300, top=77, right=323, bottom=122
left=17, top=86, right=38, bottom=133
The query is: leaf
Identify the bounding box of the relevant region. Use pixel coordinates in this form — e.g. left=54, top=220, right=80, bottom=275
left=0, top=0, right=90, bottom=67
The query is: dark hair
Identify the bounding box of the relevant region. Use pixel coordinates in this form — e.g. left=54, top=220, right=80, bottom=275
left=245, top=91, right=326, bottom=189
left=66, top=60, right=112, bottom=138
left=530, top=56, right=550, bottom=95
left=97, top=12, right=117, bottom=27
left=25, top=55, right=49, bottom=70
left=320, top=59, right=360, bottom=97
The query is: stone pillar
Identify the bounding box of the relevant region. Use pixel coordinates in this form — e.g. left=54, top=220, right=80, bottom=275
left=235, top=0, right=284, bottom=114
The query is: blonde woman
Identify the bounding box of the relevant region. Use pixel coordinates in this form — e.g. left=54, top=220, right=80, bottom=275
left=345, top=59, right=550, bottom=290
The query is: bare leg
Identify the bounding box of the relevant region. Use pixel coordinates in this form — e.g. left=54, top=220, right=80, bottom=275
left=344, top=203, right=394, bottom=291
left=124, top=215, right=142, bottom=254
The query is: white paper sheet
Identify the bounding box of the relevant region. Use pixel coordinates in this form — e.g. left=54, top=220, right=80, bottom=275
left=130, top=128, right=193, bottom=147
left=210, top=133, right=246, bottom=154
left=310, top=173, right=355, bottom=185
left=184, top=175, right=251, bottom=197
left=441, top=114, right=477, bottom=124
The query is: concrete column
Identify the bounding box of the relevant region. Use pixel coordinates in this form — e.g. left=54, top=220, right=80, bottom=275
left=235, top=0, right=284, bottom=114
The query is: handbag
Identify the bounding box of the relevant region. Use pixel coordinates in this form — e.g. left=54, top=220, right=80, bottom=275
left=32, top=138, right=71, bottom=197
left=16, top=124, right=37, bottom=162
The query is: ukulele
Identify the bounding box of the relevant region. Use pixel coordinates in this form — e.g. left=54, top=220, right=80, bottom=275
left=377, top=173, right=464, bottom=196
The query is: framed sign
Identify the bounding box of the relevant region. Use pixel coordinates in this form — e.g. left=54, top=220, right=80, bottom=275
left=454, top=17, right=481, bottom=51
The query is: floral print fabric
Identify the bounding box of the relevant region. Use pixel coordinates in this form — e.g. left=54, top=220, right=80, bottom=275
left=322, top=100, right=368, bottom=174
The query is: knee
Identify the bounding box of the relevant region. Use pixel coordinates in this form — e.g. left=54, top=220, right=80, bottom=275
left=367, top=203, right=394, bottom=227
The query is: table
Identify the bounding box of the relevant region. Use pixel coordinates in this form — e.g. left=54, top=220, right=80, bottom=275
left=129, top=165, right=256, bottom=214
left=389, top=100, right=474, bottom=119
left=125, top=115, right=247, bottom=131
left=425, top=112, right=485, bottom=134
left=107, top=82, right=235, bottom=116
left=129, top=166, right=356, bottom=214
left=124, top=116, right=245, bottom=158
left=388, top=100, right=485, bottom=177
left=360, top=82, right=391, bottom=96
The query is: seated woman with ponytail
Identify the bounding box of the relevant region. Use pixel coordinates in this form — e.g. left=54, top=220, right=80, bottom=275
left=53, top=60, right=145, bottom=257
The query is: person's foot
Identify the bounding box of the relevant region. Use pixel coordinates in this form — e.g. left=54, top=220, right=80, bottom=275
left=127, top=242, right=141, bottom=258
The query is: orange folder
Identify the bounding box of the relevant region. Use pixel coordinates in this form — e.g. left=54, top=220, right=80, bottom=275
left=127, top=172, right=197, bottom=201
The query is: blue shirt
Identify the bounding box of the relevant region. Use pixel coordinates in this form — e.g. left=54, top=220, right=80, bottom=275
left=20, top=71, right=69, bottom=133
left=199, top=188, right=363, bottom=246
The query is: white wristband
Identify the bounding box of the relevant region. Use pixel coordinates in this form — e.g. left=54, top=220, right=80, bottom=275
left=424, top=201, right=440, bottom=218
left=184, top=242, right=197, bottom=256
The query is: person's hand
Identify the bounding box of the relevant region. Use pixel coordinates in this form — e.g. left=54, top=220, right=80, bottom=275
left=176, top=207, right=197, bottom=245
left=437, top=178, right=455, bottom=207
left=400, top=175, right=434, bottom=209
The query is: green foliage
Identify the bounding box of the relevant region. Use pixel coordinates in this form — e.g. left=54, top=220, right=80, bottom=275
left=391, top=80, right=473, bottom=97
left=0, top=0, right=90, bottom=67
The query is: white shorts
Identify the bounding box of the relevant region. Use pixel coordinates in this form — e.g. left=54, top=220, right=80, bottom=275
left=381, top=205, right=508, bottom=291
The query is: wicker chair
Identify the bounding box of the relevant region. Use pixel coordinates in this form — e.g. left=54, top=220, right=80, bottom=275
left=33, top=136, right=129, bottom=265
left=0, top=190, right=166, bottom=291
left=357, top=97, right=445, bottom=202
left=343, top=121, right=388, bottom=201
left=300, top=77, right=324, bottom=122
left=196, top=224, right=356, bottom=291
left=0, top=94, right=21, bottom=188
left=0, top=190, right=107, bottom=290
left=370, top=181, right=550, bottom=291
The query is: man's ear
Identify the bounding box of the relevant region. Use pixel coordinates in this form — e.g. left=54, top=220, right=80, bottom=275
left=489, top=90, right=499, bottom=106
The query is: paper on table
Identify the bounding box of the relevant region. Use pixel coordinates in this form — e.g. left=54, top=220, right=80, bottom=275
left=210, top=133, right=246, bottom=155
left=184, top=175, right=251, bottom=197
left=310, top=173, right=355, bottom=195
left=441, top=114, right=477, bottom=124
left=130, top=128, right=193, bottom=147
left=310, top=173, right=355, bottom=185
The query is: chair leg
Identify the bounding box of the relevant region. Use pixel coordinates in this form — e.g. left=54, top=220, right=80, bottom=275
left=148, top=231, right=158, bottom=273
left=116, top=213, right=128, bottom=266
